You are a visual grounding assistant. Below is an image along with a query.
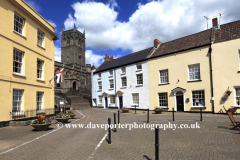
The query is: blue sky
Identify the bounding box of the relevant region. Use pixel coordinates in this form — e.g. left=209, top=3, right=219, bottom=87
left=25, top=0, right=240, bottom=67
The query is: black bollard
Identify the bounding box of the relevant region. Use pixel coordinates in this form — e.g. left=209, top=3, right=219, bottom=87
left=147, top=109, right=149, bottom=123
left=118, top=110, right=120, bottom=124
left=200, top=107, right=202, bottom=121
left=108, top=117, right=111, bottom=144
left=155, top=127, right=159, bottom=160
left=114, top=113, right=117, bottom=132
left=172, top=107, right=175, bottom=121
left=135, top=105, right=136, bottom=114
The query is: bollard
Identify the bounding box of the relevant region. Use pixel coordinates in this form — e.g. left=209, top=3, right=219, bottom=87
left=118, top=110, right=120, bottom=124
left=147, top=109, right=149, bottom=123
left=155, top=127, right=159, bottom=160
left=172, top=108, right=175, bottom=121
left=108, top=117, right=111, bottom=144
left=135, top=105, right=136, bottom=114
left=200, top=107, right=202, bottom=121
left=114, top=113, right=117, bottom=132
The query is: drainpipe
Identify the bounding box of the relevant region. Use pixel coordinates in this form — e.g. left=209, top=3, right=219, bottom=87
left=114, top=68, right=117, bottom=109
left=209, top=42, right=214, bottom=114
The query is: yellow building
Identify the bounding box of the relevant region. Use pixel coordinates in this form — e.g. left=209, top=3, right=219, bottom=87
left=148, top=19, right=240, bottom=113
left=0, top=0, right=58, bottom=122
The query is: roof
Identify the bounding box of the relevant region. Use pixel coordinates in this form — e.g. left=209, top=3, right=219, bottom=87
left=94, top=47, right=154, bottom=73
left=150, top=29, right=212, bottom=58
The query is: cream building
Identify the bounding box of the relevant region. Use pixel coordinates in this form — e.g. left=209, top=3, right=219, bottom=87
left=148, top=18, right=240, bottom=113
left=0, top=0, right=58, bottom=122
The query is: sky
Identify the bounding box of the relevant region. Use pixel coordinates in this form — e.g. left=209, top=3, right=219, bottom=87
left=25, top=0, right=240, bottom=67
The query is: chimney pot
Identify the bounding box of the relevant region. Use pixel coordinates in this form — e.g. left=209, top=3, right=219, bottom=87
left=111, top=56, right=113, bottom=59
left=212, top=18, right=218, bottom=28
left=106, top=54, right=107, bottom=57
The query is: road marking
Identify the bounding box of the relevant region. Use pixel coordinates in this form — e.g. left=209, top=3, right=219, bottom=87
left=88, top=132, right=108, bottom=159
left=0, top=110, right=85, bottom=155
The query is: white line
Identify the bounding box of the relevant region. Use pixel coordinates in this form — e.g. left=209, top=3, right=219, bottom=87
left=0, top=110, right=85, bottom=155
left=88, top=132, right=108, bottom=159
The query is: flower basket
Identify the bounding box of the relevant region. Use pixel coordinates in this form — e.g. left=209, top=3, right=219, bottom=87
left=122, top=107, right=129, bottom=113
left=55, top=118, right=70, bottom=123
left=31, top=123, right=51, bottom=131
left=225, top=90, right=232, bottom=96
left=154, top=107, right=163, bottom=114
left=66, top=110, right=75, bottom=119
left=55, top=113, right=70, bottom=123
left=31, top=114, right=52, bottom=131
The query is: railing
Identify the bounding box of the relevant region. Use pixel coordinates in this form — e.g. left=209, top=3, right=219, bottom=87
left=11, top=108, right=61, bottom=121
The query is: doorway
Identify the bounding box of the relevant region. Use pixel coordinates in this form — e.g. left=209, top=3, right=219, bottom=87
left=105, top=97, right=108, bottom=108
left=73, top=81, right=76, bottom=90
left=119, top=96, right=123, bottom=109
left=176, top=91, right=184, bottom=111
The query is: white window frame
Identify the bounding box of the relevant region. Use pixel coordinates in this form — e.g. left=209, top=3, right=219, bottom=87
left=234, top=87, right=240, bottom=106
left=109, top=70, right=113, bottom=77
left=121, top=67, right=126, bottom=74
left=136, top=63, right=142, bottom=70
left=37, top=59, right=44, bottom=80
left=36, top=92, right=43, bottom=111
left=98, top=73, right=101, bottom=79
left=110, top=95, right=115, bottom=104
left=13, top=49, right=24, bottom=75
left=136, top=74, right=143, bottom=85
left=37, top=30, right=44, bottom=47
left=12, top=89, right=23, bottom=112
left=121, top=77, right=127, bottom=87
left=109, top=79, right=114, bottom=89
left=192, top=90, right=205, bottom=107
left=159, top=69, right=168, bottom=84
left=14, top=13, right=24, bottom=35
left=98, top=82, right=102, bottom=90
left=98, top=96, right=102, bottom=104
left=158, top=93, right=168, bottom=108
left=132, top=93, right=139, bottom=105
left=188, top=64, right=201, bottom=81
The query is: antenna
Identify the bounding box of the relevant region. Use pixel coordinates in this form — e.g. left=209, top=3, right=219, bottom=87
left=204, top=16, right=210, bottom=29
left=212, top=11, right=229, bottom=27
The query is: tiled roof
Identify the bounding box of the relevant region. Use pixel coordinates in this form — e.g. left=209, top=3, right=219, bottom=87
left=94, top=47, right=153, bottom=73
left=215, top=20, right=240, bottom=42
left=150, top=29, right=212, bottom=58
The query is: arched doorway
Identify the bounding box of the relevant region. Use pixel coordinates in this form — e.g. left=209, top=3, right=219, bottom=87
left=73, top=81, right=76, bottom=90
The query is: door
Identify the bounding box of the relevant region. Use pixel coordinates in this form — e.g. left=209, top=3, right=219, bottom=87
left=105, top=97, right=108, bottom=108
left=73, top=82, right=76, bottom=90
left=177, top=95, right=184, bottom=111
left=119, top=96, right=123, bottom=109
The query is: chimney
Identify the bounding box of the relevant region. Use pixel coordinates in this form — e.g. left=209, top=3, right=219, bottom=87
left=104, top=54, right=114, bottom=62
left=212, top=18, right=218, bottom=28
left=154, top=39, right=162, bottom=48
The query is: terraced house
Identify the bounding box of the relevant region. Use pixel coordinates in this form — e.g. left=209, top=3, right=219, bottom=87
left=148, top=18, right=240, bottom=113
left=92, top=47, right=153, bottom=109
left=0, top=0, right=57, bottom=122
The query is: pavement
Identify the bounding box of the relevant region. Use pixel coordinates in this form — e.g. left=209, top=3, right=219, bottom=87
left=0, top=108, right=240, bottom=160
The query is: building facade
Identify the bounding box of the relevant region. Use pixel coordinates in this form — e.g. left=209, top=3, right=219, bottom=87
left=0, top=0, right=57, bottom=122
left=148, top=19, right=240, bottom=113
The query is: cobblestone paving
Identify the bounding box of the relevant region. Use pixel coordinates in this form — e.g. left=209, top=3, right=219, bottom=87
left=0, top=108, right=239, bottom=160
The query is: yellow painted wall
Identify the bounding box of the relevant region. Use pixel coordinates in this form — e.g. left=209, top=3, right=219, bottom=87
left=148, top=46, right=212, bottom=111
left=211, top=38, right=240, bottom=113
left=0, top=0, right=56, bottom=121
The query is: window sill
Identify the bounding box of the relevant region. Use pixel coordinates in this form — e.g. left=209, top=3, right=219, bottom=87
left=109, top=76, right=113, bottom=78
left=187, top=80, right=202, bottom=83
left=12, top=73, right=26, bottom=78
left=37, top=44, right=45, bottom=50
left=131, top=105, right=139, bottom=107
left=158, top=83, right=170, bottom=86
left=159, top=107, right=168, bottom=109
left=98, top=104, right=103, bottom=106
left=121, top=86, right=127, bottom=89
left=191, top=106, right=206, bottom=108
left=98, top=90, right=102, bottom=92
left=98, top=78, right=101, bottom=80
left=136, top=69, right=142, bottom=72
left=37, top=79, right=45, bottom=83
left=109, top=88, right=114, bottom=90
left=136, top=84, right=143, bottom=87
left=121, top=73, right=126, bottom=75
left=13, top=30, right=27, bottom=39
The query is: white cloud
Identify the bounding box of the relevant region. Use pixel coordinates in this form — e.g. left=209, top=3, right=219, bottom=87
left=85, top=50, right=104, bottom=67
left=48, top=20, right=57, bottom=28
left=25, top=0, right=41, bottom=12
left=54, top=47, right=61, bottom=62
left=64, top=0, right=240, bottom=53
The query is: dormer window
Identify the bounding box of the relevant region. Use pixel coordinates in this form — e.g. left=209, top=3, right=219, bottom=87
left=98, top=73, right=101, bottom=79
left=121, top=67, right=126, bottom=74
left=136, top=63, right=142, bottom=71
left=109, top=70, right=113, bottom=77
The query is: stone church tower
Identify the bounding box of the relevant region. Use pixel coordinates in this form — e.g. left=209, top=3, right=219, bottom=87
left=61, top=24, right=85, bottom=67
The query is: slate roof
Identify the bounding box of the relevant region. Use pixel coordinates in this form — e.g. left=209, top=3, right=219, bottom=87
left=94, top=47, right=154, bottom=73
left=150, top=29, right=212, bottom=58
